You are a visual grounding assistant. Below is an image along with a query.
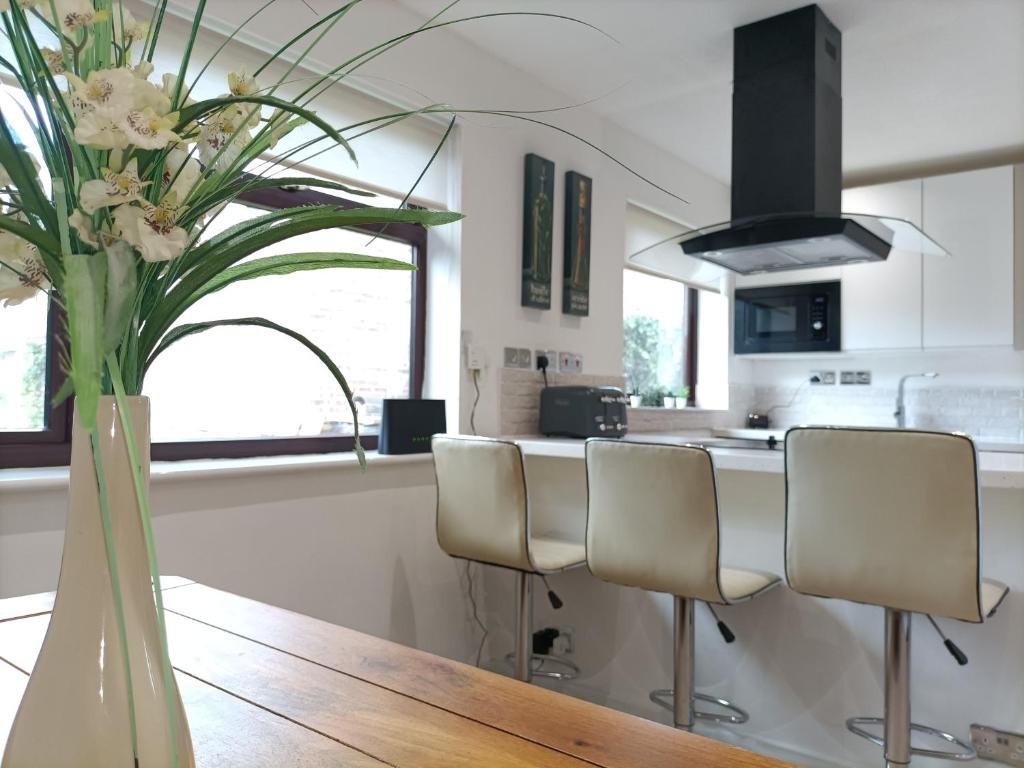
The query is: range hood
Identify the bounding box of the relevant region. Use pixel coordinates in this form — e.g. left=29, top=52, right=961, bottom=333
left=633, top=4, right=947, bottom=277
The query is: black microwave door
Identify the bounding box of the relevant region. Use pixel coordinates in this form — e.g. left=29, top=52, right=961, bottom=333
left=735, top=282, right=840, bottom=353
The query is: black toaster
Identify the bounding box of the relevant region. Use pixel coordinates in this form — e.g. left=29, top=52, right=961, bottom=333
left=539, top=386, right=628, bottom=438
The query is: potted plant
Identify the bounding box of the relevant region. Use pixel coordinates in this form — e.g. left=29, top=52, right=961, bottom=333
left=675, top=386, right=691, bottom=408
left=628, top=390, right=642, bottom=408
left=662, top=390, right=676, bottom=409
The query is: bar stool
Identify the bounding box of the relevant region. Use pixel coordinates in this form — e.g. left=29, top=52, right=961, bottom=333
left=585, top=438, right=781, bottom=730
left=785, top=426, right=1009, bottom=766
left=432, top=434, right=586, bottom=682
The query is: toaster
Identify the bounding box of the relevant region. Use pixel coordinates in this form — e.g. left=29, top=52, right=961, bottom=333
left=539, top=386, right=628, bottom=439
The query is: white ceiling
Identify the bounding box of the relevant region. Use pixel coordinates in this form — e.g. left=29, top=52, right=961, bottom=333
left=392, top=0, right=1024, bottom=185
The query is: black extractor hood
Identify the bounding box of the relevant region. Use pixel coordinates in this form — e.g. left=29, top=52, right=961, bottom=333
left=644, top=4, right=947, bottom=276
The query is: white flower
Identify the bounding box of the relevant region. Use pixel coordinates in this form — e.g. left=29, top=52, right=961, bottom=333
left=1, top=0, right=43, bottom=12
left=79, top=158, right=150, bottom=213
left=67, top=68, right=137, bottom=119
left=132, top=77, right=171, bottom=115
left=198, top=108, right=251, bottom=169
left=112, top=4, right=148, bottom=43
left=132, top=61, right=154, bottom=80
left=40, top=47, right=67, bottom=75
left=121, top=108, right=179, bottom=150
left=48, top=0, right=107, bottom=35
left=0, top=230, right=47, bottom=306
left=74, top=109, right=130, bottom=150
left=228, top=70, right=260, bottom=98
left=162, top=146, right=201, bottom=200
left=69, top=209, right=98, bottom=247
left=113, top=195, right=188, bottom=263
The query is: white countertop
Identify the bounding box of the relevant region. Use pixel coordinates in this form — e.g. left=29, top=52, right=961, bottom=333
left=512, top=432, right=1024, bottom=489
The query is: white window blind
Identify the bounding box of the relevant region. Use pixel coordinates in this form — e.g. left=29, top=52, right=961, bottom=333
left=625, top=203, right=726, bottom=293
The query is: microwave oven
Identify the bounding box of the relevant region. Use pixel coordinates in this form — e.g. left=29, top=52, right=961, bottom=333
left=734, top=281, right=841, bottom=354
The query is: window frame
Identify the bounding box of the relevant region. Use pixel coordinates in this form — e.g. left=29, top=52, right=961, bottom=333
left=622, top=267, right=700, bottom=408
left=0, top=185, right=429, bottom=468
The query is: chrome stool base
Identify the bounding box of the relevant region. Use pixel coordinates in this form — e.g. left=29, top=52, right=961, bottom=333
left=505, top=652, right=579, bottom=680
left=847, top=717, right=976, bottom=762
left=650, top=689, right=749, bottom=726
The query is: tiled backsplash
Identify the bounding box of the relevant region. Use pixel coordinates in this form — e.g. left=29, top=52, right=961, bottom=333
left=498, top=369, right=754, bottom=435
left=499, top=368, right=1023, bottom=441
left=498, top=369, right=627, bottom=435
left=751, top=384, right=1024, bottom=441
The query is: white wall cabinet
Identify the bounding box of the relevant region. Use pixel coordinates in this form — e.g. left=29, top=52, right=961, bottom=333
left=922, top=166, right=1015, bottom=348
left=839, top=179, right=923, bottom=350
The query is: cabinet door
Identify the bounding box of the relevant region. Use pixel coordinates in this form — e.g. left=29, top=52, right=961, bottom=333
left=840, top=180, right=923, bottom=350
left=923, top=166, right=1014, bottom=348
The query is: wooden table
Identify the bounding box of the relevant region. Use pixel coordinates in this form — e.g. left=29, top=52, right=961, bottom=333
left=0, top=579, right=791, bottom=767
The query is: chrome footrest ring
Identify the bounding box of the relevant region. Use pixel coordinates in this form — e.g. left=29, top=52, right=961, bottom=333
left=846, top=717, right=976, bottom=761
left=504, top=652, right=579, bottom=680
left=649, top=689, right=749, bottom=725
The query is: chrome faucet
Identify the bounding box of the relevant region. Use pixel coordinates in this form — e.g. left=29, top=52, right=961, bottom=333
left=894, top=372, right=938, bottom=428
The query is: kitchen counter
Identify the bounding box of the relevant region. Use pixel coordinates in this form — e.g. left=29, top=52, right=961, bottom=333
left=511, top=432, right=1024, bottom=489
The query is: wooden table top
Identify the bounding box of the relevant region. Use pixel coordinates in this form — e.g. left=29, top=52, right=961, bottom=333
left=0, top=578, right=791, bottom=768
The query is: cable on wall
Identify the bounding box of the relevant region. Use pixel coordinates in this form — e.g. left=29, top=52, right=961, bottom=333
left=469, top=368, right=481, bottom=435
left=465, top=560, right=488, bottom=667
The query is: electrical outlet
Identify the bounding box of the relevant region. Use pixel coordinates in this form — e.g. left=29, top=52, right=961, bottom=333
left=517, top=348, right=532, bottom=368
left=466, top=344, right=484, bottom=371
left=535, top=349, right=556, bottom=372
left=840, top=370, right=856, bottom=385
left=558, top=352, right=572, bottom=372
left=971, top=724, right=1024, bottom=764
left=503, top=347, right=518, bottom=368
left=809, top=370, right=836, bottom=385
left=552, top=626, right=575, bottom=655
left=855, top=370, right=872, bottom=385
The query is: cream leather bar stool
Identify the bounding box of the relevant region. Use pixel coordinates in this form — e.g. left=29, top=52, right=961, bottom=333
left=785, top=427, right=1010, bottom=766
left=432, top=434, right=587, bottom=682
left=585, top=438, right=781, bottom=730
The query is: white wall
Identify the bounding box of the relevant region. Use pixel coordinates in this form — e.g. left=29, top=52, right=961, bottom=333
left=0, top=458, right=480, bottom=663
left=182, top=0, right=730, bottom=436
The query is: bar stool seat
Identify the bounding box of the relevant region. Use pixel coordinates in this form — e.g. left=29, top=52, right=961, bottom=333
left=530, top=537, right=587, bottom=573
left=785, top=426, right=1009, bottom=766
left=981, top=579, right=1009, bottom=616
left=432, top=435, right=585, bottom=683
left=720, top=568, right=780, bottom=602
left=585, top=438, right=781, bottom=731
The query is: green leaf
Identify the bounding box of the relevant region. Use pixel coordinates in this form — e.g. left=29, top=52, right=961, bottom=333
left=0, top=116, right=56, bottom=233
left=178, top=175, right=375, bottom=229
left=200, top=251, right=414, bottom=299
left=64, top=253, right=105, bottom=431
left=146, top=317, right=368, bottom=468
left=102, top=240, right=138, bottom=354
left=139, top=205, right=459, bottom=357
left=176, top=94, right=357, bottom=165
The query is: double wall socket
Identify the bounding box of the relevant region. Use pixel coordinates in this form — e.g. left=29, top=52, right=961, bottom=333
left=971, top=724, right=1024, bottom=764
left=559, top=352, right=583, bottom=374
left=809, top=370, right=836, bottom=385
left=840, top=370, right=872, bottom=385
left=503, top=347, right=533, bottom=369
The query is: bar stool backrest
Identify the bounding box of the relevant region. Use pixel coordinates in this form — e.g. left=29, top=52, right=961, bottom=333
left=432, top=435, right=533, bottom=572
left=585, top=439, right=725, bottom=603
left=785, top=427, right=984, bottom=622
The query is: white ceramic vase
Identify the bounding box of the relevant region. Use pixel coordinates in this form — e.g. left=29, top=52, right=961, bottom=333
left=2, top=396, right=194, bottom=768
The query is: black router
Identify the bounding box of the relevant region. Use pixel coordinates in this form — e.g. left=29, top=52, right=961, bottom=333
left=378, top=399, right=447, bottom=455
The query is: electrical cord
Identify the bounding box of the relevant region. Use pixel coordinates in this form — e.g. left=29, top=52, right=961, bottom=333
left=766, top=379, right=809, bottom=420
left=464, top=560, right=488, bottom=667
left=469, top=368, right=481, bottom=435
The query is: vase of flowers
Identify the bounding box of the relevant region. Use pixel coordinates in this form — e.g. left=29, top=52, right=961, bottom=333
left=0, top=1, right=460, bottom=764
left=3, top=396, right=195, bottom=767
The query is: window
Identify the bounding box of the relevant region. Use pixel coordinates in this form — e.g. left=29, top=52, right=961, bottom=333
left=0, top=184, right=428, bottom=467
left=622, top=268, right=700, bottom=406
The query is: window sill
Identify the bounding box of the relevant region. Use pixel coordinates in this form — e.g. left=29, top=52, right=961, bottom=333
left=0, top=450, right=434, bottom=493
left=628, top=406, right=729, bottom=414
